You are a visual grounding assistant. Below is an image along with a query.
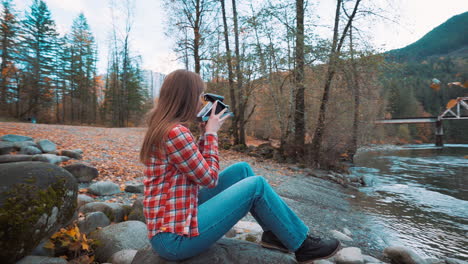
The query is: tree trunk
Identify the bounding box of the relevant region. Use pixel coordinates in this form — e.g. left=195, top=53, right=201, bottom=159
left=194, top=0, right=201, bottom=74
left=232, top=0, right=245, bottom=145
left=220, top=0, right=239, bottom=144
left=294, top=0, right=305, bottom=160
left=310, top=0, right=361, bottom=166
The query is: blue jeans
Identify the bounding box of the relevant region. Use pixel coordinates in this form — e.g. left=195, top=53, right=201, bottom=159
left=150, top=162, right=309, bottom=261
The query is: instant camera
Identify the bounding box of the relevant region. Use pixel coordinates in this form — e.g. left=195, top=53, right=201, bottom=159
left=197, top=93, right=234, bottom=122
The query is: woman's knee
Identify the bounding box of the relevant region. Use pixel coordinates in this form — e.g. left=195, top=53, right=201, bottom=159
left=236, top=161, right=255, bottom=177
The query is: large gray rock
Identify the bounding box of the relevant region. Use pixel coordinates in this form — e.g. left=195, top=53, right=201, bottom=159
left=77, top=194, right=94, bottom=208
left=331, top=230, right=353, bottom=242
left=335, top=247, right=364, bottom=264
left=78, top=211, right=111, bottom=234
left=125, top=181, right=144, bottom=193
left=363, top=254, right=384, bottom=263
left=15, top=255, right=67, bottom=264
left=36, top=139, right=56, bottom=153
left=14, top=141, right=38, bottom=150
left=63, top=163, right=99, bottom=183
left=128, top=198, right=146, bottom=223
left=19, top=145, right=42, bottom=155
left=1, top=134, right=33, bottom=142
left=0, top=141, right=15, bottom=155
left=0, top=161, right=78, bottom=263
left=0, top=154, right=33, bottom=163
left=89, top=221, right=150, bottom=262
left=109, top=249, right=138, bottom=264
left=131, top=238, right=297, bottom=264
left=60, top=150, right=82, bottom=160
left=79, top=202, right=130, bottom=222
left=32, top=154, right=70, bottom=165
left=89, top=181, right=121, bottom=196
left=383, top=246, right=427, bottom=264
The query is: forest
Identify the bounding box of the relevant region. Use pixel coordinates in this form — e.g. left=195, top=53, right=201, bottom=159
left=0, top=0, right=467, bottom=169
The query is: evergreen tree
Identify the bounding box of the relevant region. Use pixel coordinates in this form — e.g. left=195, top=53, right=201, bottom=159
left=19, top=0, right=58, bottom=119
left=0, top=0, right=19, bottom=108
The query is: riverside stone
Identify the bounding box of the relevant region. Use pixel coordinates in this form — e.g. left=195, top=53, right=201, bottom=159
left=77, top=194, right=94, bottom=208
left=363, top=254, right=383, bottom=263
left=335, top=247, right=364, bottom=264
left=0, top=154, right=33, bottom=163
left=79, top=202, right=129, bottom=222
left=362, top=175, right=375, bottom=187
left=1, top=134, right=33, bottom=142
left=61, top=149, right=82, bottom=159
left=125, top=181, right=144, bottom=193
left=89, top=181, right=121, bottom=195
left=32, top=154, right=70, bottom=165
left=78, top=211, right=111, bottom=234
left=89, top=221, right=150, bottom=262
left=128, top=198, right=146, bottom=223
left=63, top=163, right=98, bottom=183
left=0, top=142, right=15, bottom=155
left=383, top=246, right=427, bottom=264
left=331, top=230, right=353, bottom=242
left=36, top=139, right=56, bottom=153
left=109, top=249, right=138, bottom=264
left=131, top=238, right=297, bottom=264
left=16, top=256, right=68, bottom=264
left=0, top=161, right=77, bottom=263
left=19, top=145, right=42, bottom=155
left=14, top=141, right=38, bottom=150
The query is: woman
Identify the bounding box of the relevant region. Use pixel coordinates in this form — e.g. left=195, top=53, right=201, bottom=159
left=140, top=69, right=340, bottom=263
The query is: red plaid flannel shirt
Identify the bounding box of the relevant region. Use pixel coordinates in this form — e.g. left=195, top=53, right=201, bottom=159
left=143, top=124, right=219, bottom=238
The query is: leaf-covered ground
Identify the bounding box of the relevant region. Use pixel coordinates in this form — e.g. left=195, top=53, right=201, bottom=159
left=0, top=122, right=303, bottom=188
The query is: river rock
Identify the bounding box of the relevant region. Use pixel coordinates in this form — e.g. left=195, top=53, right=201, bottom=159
left=32, top=154, right=70, bottom=165
left=36, top=139, right=56, bottom=153
left=16, top=256, right=68, bottom=264
left=14, top=141, right=38, bottom=150
left=131, top=238, right=297, bottom=264
left=383, top=246, right=427, bottom=264
left=77, top=194, right=94, bottom=208
left=128, top=198, right=146, bottom=223
left=63, top=163, right=99, bottom=183
left=89, top=181, right=121, bottom=196
left=109, top=249, right=138, bottom=264
left=343, top=227, right=352, bottom=237
left=335, top=247, right=364, bottom=264
left=315, top=260, right=334, bottom=264
left=125, top=181, right=144, bottom=193
left=60, top=149, right=82, bottom=159
left=0, top=154, right=33, bottom=163
left=19, top=145, right=42, bottom=155
left=362, top=175, right=375, bottom=187
left=363, top=254, right=383, bottom=263
left=445, top=257, right=468, bottom=264
left=89, top=221, right=150, bottom=262
left=78, top=211, right=111, bottom=234
left=79, top=202, right=129, bottom=222
left=331, top=230, right=353, bottom=242
left=0, top=142, right=15, bottom=155
left=0, top=161, right=77, bottom=263
left=1, top=134, right=33, bottom=142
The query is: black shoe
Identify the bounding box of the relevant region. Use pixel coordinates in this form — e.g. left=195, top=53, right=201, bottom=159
left=260, top=230, right=290, bottom=253
left=295, top=235, right=341, bottom=264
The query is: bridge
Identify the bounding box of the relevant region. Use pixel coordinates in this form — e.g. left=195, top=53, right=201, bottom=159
left=375, top=97, right=468, bottom=146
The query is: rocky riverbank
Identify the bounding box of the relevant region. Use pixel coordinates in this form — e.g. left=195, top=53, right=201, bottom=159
left=1, top=122, right=466, bottom=264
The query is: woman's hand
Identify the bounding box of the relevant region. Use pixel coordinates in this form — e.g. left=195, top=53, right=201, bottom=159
left=205, top=101, right=231, bottom=134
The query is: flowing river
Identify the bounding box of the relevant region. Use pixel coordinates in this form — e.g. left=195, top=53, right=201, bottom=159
left=350, top=144, right=468, bottom=260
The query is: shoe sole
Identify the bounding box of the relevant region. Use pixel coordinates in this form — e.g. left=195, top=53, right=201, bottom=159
left=260, top=241, right=291, bottom=253
left=297, top=242, right=342, bottom=264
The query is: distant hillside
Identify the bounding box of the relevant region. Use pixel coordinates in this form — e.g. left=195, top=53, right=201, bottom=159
left=387, top=11, right=468, bottom=61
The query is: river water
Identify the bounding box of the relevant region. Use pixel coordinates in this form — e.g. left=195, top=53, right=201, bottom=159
left=350, top=144, right=468, bottom=260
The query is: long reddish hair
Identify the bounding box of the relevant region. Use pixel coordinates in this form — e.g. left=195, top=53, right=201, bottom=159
left=140, top=69, right=204, bottom=165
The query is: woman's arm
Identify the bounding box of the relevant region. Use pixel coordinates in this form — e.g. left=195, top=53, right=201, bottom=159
left=166, top=125, right=219, bottom=188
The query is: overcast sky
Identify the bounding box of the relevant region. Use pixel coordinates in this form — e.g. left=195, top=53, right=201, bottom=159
left=13, top=0, right=468, bottom=75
